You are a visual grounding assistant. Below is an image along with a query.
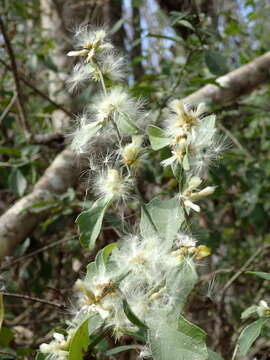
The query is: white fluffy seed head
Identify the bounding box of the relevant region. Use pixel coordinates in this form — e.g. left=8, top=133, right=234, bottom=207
left=67, top=26, right=113, bottom=62
left=165, top=101, right=207, bottom=139
left=91, top=87, right=144, bottom=127
left=67, top=63, right=90, bottom=92
left=176, top=233, right=197, bottom=248
left=94, top=168, right=130, bottom=202
left=96, top=52, right=126, bottom=82
left=70, top=114, right=103, bottom=154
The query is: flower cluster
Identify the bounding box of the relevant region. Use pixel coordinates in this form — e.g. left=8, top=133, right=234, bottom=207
left=40, top=331, right=75, bottom=360
left=162, top=100, right=226, bottom=176
left=71, top=232, right=209, bottom=337
left=40, top=26, right=225, bottom=360
left=180, top=176, right=215, bottom=213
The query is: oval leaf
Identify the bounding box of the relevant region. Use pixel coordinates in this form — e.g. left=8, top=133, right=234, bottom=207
left=140, top=196, right=184, bottom=242
left=204, top=50, right=228, bottom=76
left=246, top=271, right=270, bottom=280
left=68, top=320, right=89, bottom=360
left=76, top=200, right=110, bottom=250
left=147, top=125, right=170, bottom=150
left=238, top=318, right=268, bottom=356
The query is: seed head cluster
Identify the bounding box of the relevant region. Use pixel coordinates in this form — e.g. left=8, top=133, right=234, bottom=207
left=40, top=27, right=225, bottom=360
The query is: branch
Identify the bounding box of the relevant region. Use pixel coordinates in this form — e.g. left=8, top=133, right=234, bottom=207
left=29, top=132, right=65, bottom=145
left=1, top=52, right=270, bottom=258
left=0, top=91, right=17, bottom=124
left=183, top=51, right=270, bottom=104
left=0, top=149, right=78, bottom=259
left=0, top=235, right=75, bottom=271
left=0, top=57, right=73, bottom=118
left=0, top=16, right=30, bottom=137
left=1, top=291, right=65, bottom=309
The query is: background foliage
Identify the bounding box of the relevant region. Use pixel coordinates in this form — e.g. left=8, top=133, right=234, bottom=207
left=0, top=0, right=270, bottom=359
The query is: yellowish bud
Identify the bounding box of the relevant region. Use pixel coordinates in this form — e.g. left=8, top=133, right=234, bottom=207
left=122, top=135, right=143, bottom=166
left=195, top=245, right=211, bottom=260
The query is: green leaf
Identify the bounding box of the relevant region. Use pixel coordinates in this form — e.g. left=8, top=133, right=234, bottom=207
left=246, top=271, right=270, bottom=280
left=35, top=352, right=47, bottom=360
left=76, top=199, right=110, bottom=250
left=241, top=305, right=258, bottom=319
left=0, top=295, right=3, bottom=330
left=170, top=11, right=190, bottom=25
left=207, top=349, right=224, bottom=360
left=68, top=320, right=89, bottom=360
left=109, top=18, right=125, bottom=36
left=140, top=196, right=183, bottom=243
left=117, top=112, right=139, bottom=135
left=182, top=154, right=190, bottom=171
left=147, top=33, right=184, bottom=44
left=85, top=262, right=96, bottom=282
left=147, top=125, right=170, bottom=150
left=177, top=19, right=195, bottom=31
left=148, top=318, right=208, bottom=360
left=123, top=299, right=148, bottom=331
left=171, top=162, right=182, bottom=182
left=95, top=243, right=118, bottom=273
left=105, top=345, right=140, bottom=356
left=9, top=168, right=27, bottom=197
left=0, top=327, right=14, bottom=347
left=178, top=315, right=207, bottom=341
left=204, top=50, right=228, bottom=76
left=238, top=318, right=268, bottom=355
left=167, top=259, right=198, bottom=313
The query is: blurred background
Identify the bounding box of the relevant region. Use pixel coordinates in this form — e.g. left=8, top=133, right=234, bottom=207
left=0, top=0, right=270, bottom=359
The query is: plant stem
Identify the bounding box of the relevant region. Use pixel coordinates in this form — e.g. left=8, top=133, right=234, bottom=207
left=96, top=64, right=107, bottom=95
left=111, top=114, right=159, bottom=236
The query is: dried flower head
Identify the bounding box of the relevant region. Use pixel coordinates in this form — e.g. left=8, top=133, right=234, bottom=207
left=67, top=27, right=113, bottom=63
left=92, top=87, right=143, bottom=129
left=94, top=168, right=130, bottom=202
left=121, top=135, right=143, bottom=166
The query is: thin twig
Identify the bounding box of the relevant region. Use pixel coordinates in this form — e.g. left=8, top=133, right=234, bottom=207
left=0, top=91, right=17, bottom=123
left=218, top=123, right=254, bottom=160
left=0, top=16, right=30, bottom=137
left=0, top=57, right=73, bottom=118
left=0, top=236, right=76, bottom=271
left=1, top=292, right=65, bottom=309
left=220, top=244, right=270, bottom=299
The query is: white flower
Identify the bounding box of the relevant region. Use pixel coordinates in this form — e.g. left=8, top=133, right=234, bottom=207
left=39, top=331, right=71, bottom=360
left=179, top=176, right=215, bottom=213
left=257, top=300, right=270, bottom=317
left=139, top=346, right=152, bottom=359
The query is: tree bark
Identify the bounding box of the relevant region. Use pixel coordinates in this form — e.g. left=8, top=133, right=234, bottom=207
left=183, top=51, right=270, bottom=105
left=0, top=51, right=270, bottom=259
left=0, top=150, right=78, bottom=260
